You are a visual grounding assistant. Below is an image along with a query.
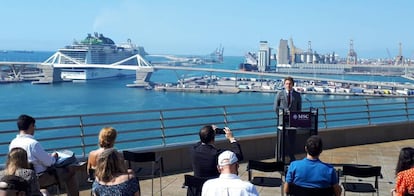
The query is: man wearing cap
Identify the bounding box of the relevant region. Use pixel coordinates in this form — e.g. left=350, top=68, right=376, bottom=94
left=190, top=125, right=243, bottom=179
left=201, top=150, right=258, bottom=196
left=284, top=135, right=342, bottom=196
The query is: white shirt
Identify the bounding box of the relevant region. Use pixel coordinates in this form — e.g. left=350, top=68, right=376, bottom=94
left=9, top=134, right=56, bottom=173
left=202, top=173, right=259, bottom=196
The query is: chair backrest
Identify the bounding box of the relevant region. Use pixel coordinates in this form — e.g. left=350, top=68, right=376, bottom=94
left=288, top=183, right=334, bottom=196
left=247, top=160, right=285, bottom=172
left=183, top=175, right=209, bottom=196
left=0, top=175, right=29, bottom=195
left=342, top=165, right=382, bottom=178
left=123, top=151, right=156, bottom=162
left=87, top=168, right=95, bottom=182
left=183, top=175, right=208, bottom=189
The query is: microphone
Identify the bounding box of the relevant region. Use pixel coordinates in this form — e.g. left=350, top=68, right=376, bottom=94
left=305, top=97, right=313, bottom=109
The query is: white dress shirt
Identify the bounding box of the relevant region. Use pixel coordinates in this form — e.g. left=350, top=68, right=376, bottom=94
left=202, top=173, right=259, bottom=196
left=9, top=134, right=56, bottom=173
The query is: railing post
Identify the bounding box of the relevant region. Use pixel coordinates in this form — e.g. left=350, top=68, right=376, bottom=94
left=365, top=98, right=371, bottom=125
left=222, top=106, right=229, bottom=126
left=404, top=97, right=409, bottom=121
left=79, top=116, right=87, bottom=158
left=159, top=111, right=167, bottom=146
left=322, top=100, right=328, bottom=128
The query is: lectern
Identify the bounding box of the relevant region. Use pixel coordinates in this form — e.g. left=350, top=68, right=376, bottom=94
left=276, top=107, right=318, bottom=163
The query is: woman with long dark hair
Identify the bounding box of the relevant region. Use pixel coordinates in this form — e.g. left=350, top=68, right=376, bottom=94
left=393, top=147, right=414, bottom=196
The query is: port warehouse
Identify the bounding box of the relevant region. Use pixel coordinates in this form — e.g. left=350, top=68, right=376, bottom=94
left=0, top=97, right=413, bottom=188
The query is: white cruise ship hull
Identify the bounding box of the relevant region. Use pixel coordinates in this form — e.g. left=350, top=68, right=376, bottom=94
left=61, top=68, right=135, bottom=80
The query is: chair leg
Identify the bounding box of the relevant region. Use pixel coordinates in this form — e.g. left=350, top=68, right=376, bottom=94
left=159, top=171, right=162, bottom=196
left=56, top=184, right=60, bottom=195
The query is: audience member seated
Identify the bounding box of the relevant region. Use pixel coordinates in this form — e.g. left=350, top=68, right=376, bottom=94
left=87, top=127, right=118, bottom=180
left=0, top=147, right=43, bottom=196
left=8, top=114, right=79, bottom=196
left=201, top=150, right=258, bottom=196
left=284, top=135, right=341, bottom=196
left=0, top=175, right=29, bottom=196
left=190, top=125, right=243, bottom=179
left=392, top=147, right=414, bottom=196
left=92, top=148, right=140, bottom=196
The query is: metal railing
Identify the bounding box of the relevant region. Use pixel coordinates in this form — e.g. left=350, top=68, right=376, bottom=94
left=0, top=96, right=413, bottom=163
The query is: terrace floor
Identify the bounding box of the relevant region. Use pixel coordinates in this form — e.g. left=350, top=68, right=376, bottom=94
left=76, top=138, right=414, bottom=196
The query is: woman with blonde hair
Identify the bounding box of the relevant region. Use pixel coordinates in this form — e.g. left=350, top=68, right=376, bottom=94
left=87, top=127, right=118, bottom=172
left=92, top=148, right=140, bottom=196
left=0, top=147, right=43, bottom=196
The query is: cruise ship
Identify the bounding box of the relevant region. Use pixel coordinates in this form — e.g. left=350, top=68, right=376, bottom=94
left=58, top=33, right=147, bottom=80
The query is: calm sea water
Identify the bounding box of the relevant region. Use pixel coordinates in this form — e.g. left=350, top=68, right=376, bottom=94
left=0, top=51, right=412, bottom=120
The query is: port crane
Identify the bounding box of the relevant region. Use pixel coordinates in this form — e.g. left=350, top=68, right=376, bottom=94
left=346, top=39, right=358, bottom=65
left=394, top=42, right=404, bottom=65
left=386, top=48, right=393, bottom=65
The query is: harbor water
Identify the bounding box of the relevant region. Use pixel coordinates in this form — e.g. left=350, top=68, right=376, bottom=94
left=1, top=51, right=413, bottom=120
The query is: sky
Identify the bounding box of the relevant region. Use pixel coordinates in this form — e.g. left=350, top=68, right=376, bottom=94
left=1, top=0, right=413, bottom=58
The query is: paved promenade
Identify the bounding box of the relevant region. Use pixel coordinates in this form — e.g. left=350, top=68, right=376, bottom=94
left=79, top=138, right=413, bottom=196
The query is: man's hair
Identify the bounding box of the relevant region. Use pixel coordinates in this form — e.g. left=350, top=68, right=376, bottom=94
left=305, top=135, right=323, bottom=156
left=284, top=76, right=295, bottom=86
left=98, top=127, right=117, bottom=148
left=199, top=125, right=215, bottom=144
left=17, top=114, right=35, bottom=131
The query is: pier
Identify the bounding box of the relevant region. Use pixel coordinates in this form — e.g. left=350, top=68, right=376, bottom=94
left=2, top=60, right=414, bottom=97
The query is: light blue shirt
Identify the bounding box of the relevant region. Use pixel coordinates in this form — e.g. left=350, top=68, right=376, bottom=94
left=286, top=158, right=338, bottom=188
left=9, top=134, right=56, bottom=173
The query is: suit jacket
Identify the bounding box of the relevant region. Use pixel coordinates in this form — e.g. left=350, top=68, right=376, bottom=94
left=274, top=89, right=302, bottom=112
left=190, top=141, right=243, bottom=178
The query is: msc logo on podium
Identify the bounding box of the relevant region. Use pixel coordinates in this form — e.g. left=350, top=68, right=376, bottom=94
left=290, top=111, right=312, bottom=128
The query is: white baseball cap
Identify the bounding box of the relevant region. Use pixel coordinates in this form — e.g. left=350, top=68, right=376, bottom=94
left=218, top=150, right=238, bottom=166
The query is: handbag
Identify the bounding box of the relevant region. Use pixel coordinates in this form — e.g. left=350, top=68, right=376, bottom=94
left=54, top=150, right=77, bottom=168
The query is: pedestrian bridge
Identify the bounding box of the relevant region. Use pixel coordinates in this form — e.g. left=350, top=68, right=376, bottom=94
left=2, top=58, right=414, bottom=90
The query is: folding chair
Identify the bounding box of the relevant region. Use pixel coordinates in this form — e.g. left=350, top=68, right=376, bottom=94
left=123, top=150, right=164, bottom=196
left=38, top=167, right=61, bottom=195
left=247, top=160, right=285, bottom=195
left=341, top=165, right=381, bottom=196
left=286, top=183, right=334, bottom=196
left=87, top=168, right=95, bottom=183
left=182, top=174, right=209, bottom=196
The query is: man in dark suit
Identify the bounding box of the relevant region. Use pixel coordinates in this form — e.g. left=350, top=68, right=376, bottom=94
left=188, top=125, right=243, bottom=196
left=274, top=76, right=302, bottom=162
left=190, top=125, right=243, bottom=178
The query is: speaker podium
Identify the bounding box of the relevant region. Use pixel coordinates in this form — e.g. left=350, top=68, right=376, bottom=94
left=276, top=107, right=318, bottom=163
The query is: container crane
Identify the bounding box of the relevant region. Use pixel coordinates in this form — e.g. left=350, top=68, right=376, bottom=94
left=394, top=42, right=404, bottom=66
left=386, top=48, right=393, bottom=65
